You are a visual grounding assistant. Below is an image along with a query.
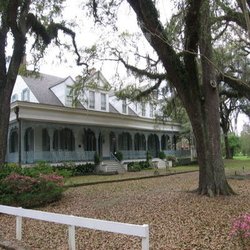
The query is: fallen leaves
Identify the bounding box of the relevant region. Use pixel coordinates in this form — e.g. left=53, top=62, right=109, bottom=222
left=0, top=172, right=249, bottom=249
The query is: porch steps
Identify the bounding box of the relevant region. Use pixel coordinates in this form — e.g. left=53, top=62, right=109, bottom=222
left=100, top=160, right=126, bottom=174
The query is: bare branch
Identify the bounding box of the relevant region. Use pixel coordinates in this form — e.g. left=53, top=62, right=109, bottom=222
left=26, top=14, right=88, bottom=68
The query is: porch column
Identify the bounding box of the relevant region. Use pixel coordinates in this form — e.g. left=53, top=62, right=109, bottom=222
left=48, top=129, right=54, bottom=152
left=131, top=132, right=135, bottom=151
left=95, top=130, right=99, bottom=153
left=170, top=135, right=174, bottom=150
left=18, top=120, right=22, bottom=165
left=158, top=134, right=162, bottom=152
left=145, top=133, right=148, bottom=151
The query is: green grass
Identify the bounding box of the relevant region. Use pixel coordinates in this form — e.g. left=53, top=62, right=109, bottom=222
left=233, top=155, right=250, bottom=160
left=224, top=159, right=250, bottom=176
left=65, top=164, right=199, bottom=186
left=65, top=158, right=250, bottom=187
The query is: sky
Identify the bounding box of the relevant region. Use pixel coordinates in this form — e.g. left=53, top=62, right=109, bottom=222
left=26, top=0, right=249, bottom=133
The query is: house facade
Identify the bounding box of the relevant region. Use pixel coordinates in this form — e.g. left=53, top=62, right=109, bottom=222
left=7, top=70, right=186, bottom=165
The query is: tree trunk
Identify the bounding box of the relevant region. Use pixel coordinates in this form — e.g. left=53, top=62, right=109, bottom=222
left=0, top=83, right=12, bottom=165
left=191, top=0, right=234, bottom=196
left=126, top=0, right=235, bottom=196
left=187, top=91, right=235, bottom=196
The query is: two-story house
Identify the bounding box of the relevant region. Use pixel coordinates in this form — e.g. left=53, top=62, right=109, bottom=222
left=7, top=70, right=182, bottom=167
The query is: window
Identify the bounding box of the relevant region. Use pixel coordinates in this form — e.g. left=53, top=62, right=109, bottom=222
left=135, top=102, right=138, bottom=111
left=53, top=129, right=75, bottom=151
left=101, top=93, right=106, bottom=110
left=24, top=128, right=34, bottom=151
left=42, top=129, right=50, bottom=151
left=11, top=94, right=18, bottom=103
left=21, top=88, right=30, bottom=101
left=83, top=129, right=96, bottom=151
left=134, top=133, right=146, bottom=151
left=65, top=86, right=73, bottom=106
left=122, top=100, right=127, bottom=113
left=118, top=132, right=132, bottom=150
left=89, top=91, right=95, bottom=109
left=141, top=103, right=146, bottom=116
left=53, top=130, right=59, bottom=151
left=150, top=104, right=154, bottom=117
left=9, top=129, right=18, bottom=153
left=60, top=128, right=75, bottom=151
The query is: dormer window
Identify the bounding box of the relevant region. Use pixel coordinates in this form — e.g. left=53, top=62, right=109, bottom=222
left=21, top=88, right=30, bottom=101
left=101, top=93, right=106, bottom=110
left=122, top=100, right=127, bottom=114
left=11, top=94, right=18, bottom=103
left=150, top=104, right=154, bottom=117
left=141, top=102, right=146, bottom=116
left=65, top=86, right=73, bottom=107
left=89, top=91, right=95, bottom=109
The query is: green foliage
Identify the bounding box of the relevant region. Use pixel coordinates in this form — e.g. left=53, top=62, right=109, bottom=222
left=228, top=133, right=241, bottom=157
left=158, top=151, right=166, bottom=160
left=166, top=155, right=177, bottom=166
left=240, top=124, right=250, bottom=156
left=74, top=163, right=95, bottom=176
left=94, top=152, right=101, bottom=165
left=127, top=162, right=141, bottom=172
left=146, top=151, right=152, bottom=162
left=53, top=162, right=96, bottom=176
left=114, top=151, right=123, bottom=161
left=0, top=172, right=65, bottom=208
left=127, top=161, right=151, bottom=172
left=139, top=161, right=151, bottom=169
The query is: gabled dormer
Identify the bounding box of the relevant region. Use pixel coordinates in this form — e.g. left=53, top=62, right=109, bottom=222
left=50, top=76, right=75, bottom=107
left=11, top=75, right=39, bottom=103
left=76, top=69, right=111, bottom=112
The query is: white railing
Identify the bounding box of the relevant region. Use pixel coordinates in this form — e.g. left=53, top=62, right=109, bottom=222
left=0, top=205, right=149, bottom=250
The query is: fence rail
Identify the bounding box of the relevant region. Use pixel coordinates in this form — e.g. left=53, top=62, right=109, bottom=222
left=0, top=205, right=149, bottom=250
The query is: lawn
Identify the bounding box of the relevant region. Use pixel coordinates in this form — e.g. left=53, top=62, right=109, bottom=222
left=65, top=164, right=199, bottom=186
left=0, top=159, right=249, bottom=249
left=65, top=158, right=250, bottom=186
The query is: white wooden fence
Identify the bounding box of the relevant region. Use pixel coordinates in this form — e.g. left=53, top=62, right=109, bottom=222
left=0, top=205, right=149, bottom=250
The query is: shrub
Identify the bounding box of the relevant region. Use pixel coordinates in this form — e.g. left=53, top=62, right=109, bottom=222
left=139, top=161, right=151, bottom=169
left=0, top=173, right=65, bottom=208
left=74, top=163, right=95, bottom=176
left=230, top=214, right=250, bottom=249
left=127, top=162, right=141, bottom=172
left=0, top=163, right=22, bottom=180
left=114, top=151, right=123, bottom=161
left=146, top=151, right=152, bottom=162
left=158, top=151, right=166, bottom=160
left=94, top=152, right=101, bottom=165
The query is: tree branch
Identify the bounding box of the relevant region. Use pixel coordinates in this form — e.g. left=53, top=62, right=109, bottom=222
left=218, top=73, right=250, bottom=100
left=26, top=14, right=88, bottom=68
left=126, top=0, right=186, bottom=94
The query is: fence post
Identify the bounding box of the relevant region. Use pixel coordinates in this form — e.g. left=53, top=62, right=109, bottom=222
left=68, top=225, right=76, bottom=250
left=141, top=224, right=149, bottom=250
left=16, top=215, right=22, bottom=240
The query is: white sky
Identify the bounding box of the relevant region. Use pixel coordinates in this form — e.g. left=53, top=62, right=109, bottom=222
left=23, top=0, right=249, bottom=133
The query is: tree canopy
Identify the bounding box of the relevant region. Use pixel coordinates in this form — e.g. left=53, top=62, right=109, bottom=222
left=81, top=0, right=250, bottom=196
left=0, top=0, right=84, bottom=165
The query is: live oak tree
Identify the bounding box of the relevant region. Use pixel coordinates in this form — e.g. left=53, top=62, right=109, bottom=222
left=0, top=0, right=84, bottom=165
left=88, top=0, right=250, bottom=196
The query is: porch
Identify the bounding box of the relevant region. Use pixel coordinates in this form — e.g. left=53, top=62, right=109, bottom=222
left=6, top=119, right=187, bottom=165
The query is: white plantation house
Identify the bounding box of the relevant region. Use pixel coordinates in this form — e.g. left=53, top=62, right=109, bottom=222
left=6, top=69, right=190, bottom=169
